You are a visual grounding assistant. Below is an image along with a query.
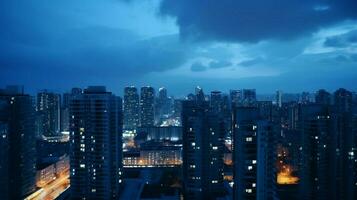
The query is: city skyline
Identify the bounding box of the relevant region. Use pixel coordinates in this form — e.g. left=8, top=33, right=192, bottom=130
left=1, top=1, right=357, bottom=200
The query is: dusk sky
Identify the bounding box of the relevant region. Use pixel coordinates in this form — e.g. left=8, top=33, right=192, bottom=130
left=1, top=0, right=357, bottom=96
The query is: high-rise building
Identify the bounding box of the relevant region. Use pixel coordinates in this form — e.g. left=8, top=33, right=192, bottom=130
left=61, top=88, right=83, bottom=133
left=195, top=86, right=205, bottom=102
left=276, top=90, right=283, bottom=108
left=230, top=90, right=242, bottom=106
left=300, top=92, right=311, bottom=104
left=37, top=90, right=61, bottom=137
left=140, top=86, right=155, bottom=127
left=233, top=107, right=278, bottom=200
left=332, top=89, right=356, bottom=200
left=181, top=100, right=225, bottom=200
left=243, top=89, right=257, bottom=106
left=0, top=86, right=37, bottom=200
left=315, top=89, right=331, bottom=105
left=334, top=88, right=353, bottom=113
left=350, top=111, right=357, bottom=200
left=210, top=90, right=222, bottom=113
left=124, top=86, right=140, bottom=130
left=297, top=104, right=339, bottom=200
left=69, top=86, right=123, bottom=200
left=0, top=123, right=9, bottom=200
left=155, top=87, right=171, bottom=123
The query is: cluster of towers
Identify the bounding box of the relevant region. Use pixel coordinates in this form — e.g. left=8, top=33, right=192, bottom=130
left=1, top=85, right=356, bottom=200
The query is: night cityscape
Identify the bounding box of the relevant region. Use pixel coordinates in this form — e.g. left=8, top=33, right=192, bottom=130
left=1, top=1, right=357, bottom=200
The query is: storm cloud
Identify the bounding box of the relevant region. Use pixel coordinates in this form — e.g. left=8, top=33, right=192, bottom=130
left=159, top=0, right=357, bottom=42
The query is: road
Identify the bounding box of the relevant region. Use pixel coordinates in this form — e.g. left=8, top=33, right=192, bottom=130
left=25, top=173, right=70, bottom=200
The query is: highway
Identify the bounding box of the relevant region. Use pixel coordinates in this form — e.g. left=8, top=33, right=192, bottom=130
left=25, top=173, right=70, bottom=200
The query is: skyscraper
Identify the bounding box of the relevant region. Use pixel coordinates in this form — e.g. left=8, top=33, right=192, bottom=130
left=61, top=88, right=83, bottom=133
left=230, top=90, right=242, bottom=106
left=37, top=90, right=61, bottom=137
left=124, top=86, right=140, bottom=130
left=140, top=86, right=155, bottom=127
left=181, top=100, right=225, bottom=200
left=210, top=90, right=222, bottom=113
left=243, top=89, right=257, bottom=106
left=0, top=86, right=37, bottom=200
left=297, top=104, right=339, bottom=200
left=0, top=122, right=9, bottom=200
left=70, top=86, right=123, bottom=200
left=195, top=86, right=205, bottom=102
left=334, top=88, right=353, bottom=113
left=332, top=88, right=356, bottom=200
left=315, top=89, right=331, bottom=105
left=233, top=106, right=278, bottom=200
left=155, top=87, right=171, bottom=123
left=276, top=90, right=282, bottom=108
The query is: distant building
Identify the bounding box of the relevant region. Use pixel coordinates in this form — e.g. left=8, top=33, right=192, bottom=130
left=137, top=126, right=182, bottom=142
left=276, top=90, right=283, bottom=108
left=155, top=87, right=172, bottom=124
left=210, top=90, right=223, bottom=113
left=230, top=90, right=242, bottom=106
left=140, top=86, right=155, bottom=127
left=334, top=88, right=353, bottom=113
left=37, top=90, right=61, bottom=137
left=123, top=143, right=182, bottom=167
left=0, top=86, right=37, bottom=200
left=61, top=88, right=82, bottom=133
left=124, top=86, right=140, bottom=130
left=195, top=86, right=205, bottom=102
left=315, top=89, right=331, bottom=105
left=181, top=100, right=225, bottom=200
left=70, top=86, right=123, bottom=200
left=233, top=107, right=278, bottom=200
left=300, top=92, right=311, bottom=104
left=243, top=89, right=257, bottom=106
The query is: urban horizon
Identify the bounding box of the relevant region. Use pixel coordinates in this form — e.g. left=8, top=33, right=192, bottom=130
left=1, top=0, right=357, bottom=200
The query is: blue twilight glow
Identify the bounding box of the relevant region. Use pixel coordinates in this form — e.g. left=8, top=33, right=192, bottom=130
left=1, top=0, right=357, bottom=94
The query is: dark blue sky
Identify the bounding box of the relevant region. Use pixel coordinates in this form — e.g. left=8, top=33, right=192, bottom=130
left=1, top=0, right=357, bottom=96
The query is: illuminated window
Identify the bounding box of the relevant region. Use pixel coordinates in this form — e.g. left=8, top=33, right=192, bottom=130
left=246, top=137, right=253, bottom=142
left=245, top=189, right=252, bottom=193
left=252, top=183, right=256, bottom=187
left=191, top=142, right=196, bottom=147
left=248, top=166, right=253, bottom=170
left=80, top=164, right=85, bottom=168
left=252, top=160, right=256, bottom=164
left=212, top=146, right=218, bottom=150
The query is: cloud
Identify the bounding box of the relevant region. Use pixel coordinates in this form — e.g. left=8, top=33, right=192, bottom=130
left=209, top=60, right=232, bottom=69
left=238, top=57, right=265, bottom=67
left=159, top=0, right=357, bottom=42
left=324, top=30, right=357, bottom=47
left=190, top=62, right=207, bottom=72
left=0, top=0, right=192, bottom=85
